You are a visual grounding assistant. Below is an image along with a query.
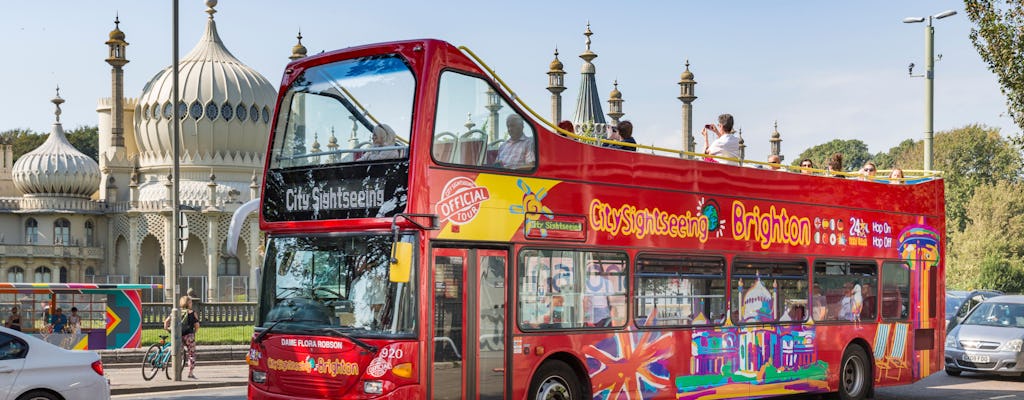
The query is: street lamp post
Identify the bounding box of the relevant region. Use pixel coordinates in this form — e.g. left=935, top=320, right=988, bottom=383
left=904, top=10, right=957, bottom=172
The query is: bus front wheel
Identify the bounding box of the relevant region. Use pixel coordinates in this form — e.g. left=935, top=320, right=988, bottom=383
left=839, top=345, right=871, bottom=400
left=529, top=360, right=583, bottom=400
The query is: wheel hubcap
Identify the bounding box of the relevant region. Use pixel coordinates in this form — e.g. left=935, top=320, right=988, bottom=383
left=537, top=376, right=571, bottom=400
left=842, top=355, right=865, bottom=397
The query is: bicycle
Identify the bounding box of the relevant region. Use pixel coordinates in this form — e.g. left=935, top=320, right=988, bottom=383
left=142, top=335, right=172, bottom=380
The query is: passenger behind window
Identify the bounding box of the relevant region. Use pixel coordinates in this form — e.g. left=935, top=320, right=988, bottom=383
left=780, top=304, right=806, bottom=322
left=494, top=114, right=535, bottom=170
left=361, top=124, right=402, bottom=161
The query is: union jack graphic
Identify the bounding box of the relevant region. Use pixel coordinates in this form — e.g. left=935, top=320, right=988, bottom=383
left=585, top=308, right=673, bottom=400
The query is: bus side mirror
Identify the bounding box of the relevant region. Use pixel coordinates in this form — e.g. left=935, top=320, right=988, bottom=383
left=389, top=242, right=412, bottom=283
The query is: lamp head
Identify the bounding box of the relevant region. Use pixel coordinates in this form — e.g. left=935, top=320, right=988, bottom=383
left=903, top=17, right=926, bottom=23
left=934, top=10, right=957, bottom=19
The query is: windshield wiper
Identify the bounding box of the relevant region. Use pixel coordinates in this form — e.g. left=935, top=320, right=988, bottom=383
left=320, top=327, right=379, bottom=353
left=254, top=317, right=294, bottom=344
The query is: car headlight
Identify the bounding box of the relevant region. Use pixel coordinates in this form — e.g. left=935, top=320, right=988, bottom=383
left=998, top=339, right=1023, bottom=352
left=945, top=335, right=959, bottom=349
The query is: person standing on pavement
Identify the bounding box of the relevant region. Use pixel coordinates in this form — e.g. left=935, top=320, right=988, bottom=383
left=180, top=295, right=201, bottom=379
left=4, top=306, right=21, bottom=331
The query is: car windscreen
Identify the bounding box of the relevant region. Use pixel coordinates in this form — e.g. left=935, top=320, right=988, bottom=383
left=962, top=302, right=1024, bottom=328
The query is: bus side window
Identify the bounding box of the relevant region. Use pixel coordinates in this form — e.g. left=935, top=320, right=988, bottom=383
left=433, top=71, right=536, bottom=171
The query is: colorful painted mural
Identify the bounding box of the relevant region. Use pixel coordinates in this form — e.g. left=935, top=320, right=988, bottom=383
left=0, top=283, right=158, bottom=349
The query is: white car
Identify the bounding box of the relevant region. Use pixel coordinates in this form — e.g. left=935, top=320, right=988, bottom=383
left=0, top=327, right=110, bottom=400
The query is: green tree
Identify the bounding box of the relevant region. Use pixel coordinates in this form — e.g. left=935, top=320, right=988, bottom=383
left=0, top=129, right=46, bottom=162
left=65, top=125, right=99, bottom=162
left=895, top=124, right=1024, bottom=235
left=965, top=0, right=1024, bottom=140
left=790, top=139, right=871, bottom=172
left=948, top=182, right=1024, bottom=289
left=872, top=139, right=915, bottom=170
left=975, top=255, right=1024, bottom=293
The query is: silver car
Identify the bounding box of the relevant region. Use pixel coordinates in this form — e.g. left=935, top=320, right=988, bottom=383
left=945, top=295, right=1024, bottom=377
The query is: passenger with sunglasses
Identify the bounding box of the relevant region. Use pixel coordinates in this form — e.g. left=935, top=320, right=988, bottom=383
left=858, top=161, right=877, bottom=181
left=799, top=158, right=815, bottom=175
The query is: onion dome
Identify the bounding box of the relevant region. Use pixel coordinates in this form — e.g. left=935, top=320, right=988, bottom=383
left=680, top=60, right=694, bottom=80
left=289, top=30, right=307, bottom=60
left=609, top=80, right=622, bottom=99
left=13, top=90, right=101, bottom=198
left=135, top=0, right=276, bottom=167
left=549, top=48, right=563, bottom=71
left=108, top=16, right=126, bottom=41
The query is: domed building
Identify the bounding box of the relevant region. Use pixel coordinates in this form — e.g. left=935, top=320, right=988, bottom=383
left=0, top=1, right=291, bottom=304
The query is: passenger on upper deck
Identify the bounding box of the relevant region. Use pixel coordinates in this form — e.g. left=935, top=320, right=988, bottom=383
left=889, top=167, right=905, bottom=184
left=826, top=153, right=845, bottom=178
left=557, top=120, right=575, bottom=137
left=799, top=158, right=815, bottom=175
left=702, top=114, right=741, bottom=166
left=361, top=124, right=402, bottom=161
left=495, top=114, right=536, bottom=170
left=858, top=162, right=877, bottom=181
left=603, top=120, right=637, bottom=151
left=767, top=154, right=782, bottom=170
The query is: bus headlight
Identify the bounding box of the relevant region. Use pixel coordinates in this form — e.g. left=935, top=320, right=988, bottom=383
left=363, top=380, right=383, bottom=394
left=945, top=335, right=959, bottom=349
left=999, top=339, right=1023, bottom=352
left=251, top=370, right=267, bottom=383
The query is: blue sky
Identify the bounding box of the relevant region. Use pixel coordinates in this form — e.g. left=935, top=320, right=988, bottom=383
left=0, top=0, right=1014, bottom=162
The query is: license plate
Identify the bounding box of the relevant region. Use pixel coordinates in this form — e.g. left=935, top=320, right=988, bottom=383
left=962, top=353, right=990, bottom=363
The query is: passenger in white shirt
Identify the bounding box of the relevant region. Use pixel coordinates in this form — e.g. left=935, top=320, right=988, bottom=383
left=702, top=114, right=741, bottom=166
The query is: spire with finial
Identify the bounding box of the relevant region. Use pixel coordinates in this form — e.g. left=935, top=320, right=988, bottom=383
left=572, top=23, right=606, bottom=133
left=53, top=86, right=64, bottom=123
left=678, top=59, right=698, bottom=153
left=206, top=0, right=218, bottom=19
left=289, top=29, right=308, bottom=60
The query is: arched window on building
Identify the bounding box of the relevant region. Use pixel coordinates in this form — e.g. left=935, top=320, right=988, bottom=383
left=34, top=267, right=52, bottom=283
left=85, top=266, right=96, bottom=277
left=54, top=218, right=71, bottom=245
left=24, top=218, right=38, bottom=244
left=85, top=220, right=95, bottom=246
left=218, top=256, right=240, bottom=276
left=7, top=267, right=24, bottom=283
left=59, top=267, right=68, bottom=283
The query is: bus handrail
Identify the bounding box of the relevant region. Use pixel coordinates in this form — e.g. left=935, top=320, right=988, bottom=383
left=457, top=45, right=943, bottom=180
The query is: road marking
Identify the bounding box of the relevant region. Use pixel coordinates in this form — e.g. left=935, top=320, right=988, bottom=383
left=990, top=395, right=1017, bottom=399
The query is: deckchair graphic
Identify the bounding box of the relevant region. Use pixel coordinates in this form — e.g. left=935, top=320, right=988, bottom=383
left=872, top=323, right=891, bottom=382
left=876, top=322, right=910, bottom=381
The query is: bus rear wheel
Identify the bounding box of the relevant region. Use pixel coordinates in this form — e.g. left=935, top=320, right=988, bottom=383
left=839, top=345, right=871, bottom=400
left=529, top=360, right=582, bottom=400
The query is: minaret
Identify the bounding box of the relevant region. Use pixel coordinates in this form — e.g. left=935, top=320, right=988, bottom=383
left=547, top=48, right=566, bottom=123
left=571, top=24, right=607, bottom=136
left=105, top=15, right=128, bottom=148
left=289, top=30, right=308, bottom=61
left=769, top=121, right=783, bottom=162
left=607, top=80, right=624, bottom=126
left=678, top=60, right=697, bottom=153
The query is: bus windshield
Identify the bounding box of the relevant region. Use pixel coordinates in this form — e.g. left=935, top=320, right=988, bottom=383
left=270, top=54, right=414, bottom=169
left=258, top=234, right=417, bottom=337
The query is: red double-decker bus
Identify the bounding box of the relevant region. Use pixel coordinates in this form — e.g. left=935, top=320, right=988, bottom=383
left=246, top=39, right=945, bottom=400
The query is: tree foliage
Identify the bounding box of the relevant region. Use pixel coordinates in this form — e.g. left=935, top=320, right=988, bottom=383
left=965, top=0, right=1024, bottom=141
left=895, top=124, right=1023, bottom=234
left=872, top=139, right=915, bottom=170
left=0, top=126, right=99, bottom=163
left=790, top=139, right=871, bottom=171
left=948, top=183, right=1024, bottom=289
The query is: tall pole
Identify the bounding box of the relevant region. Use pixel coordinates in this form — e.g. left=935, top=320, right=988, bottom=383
left=924, top=20, right=935, bottom=171
left=170, top=0, right=182, bottom=382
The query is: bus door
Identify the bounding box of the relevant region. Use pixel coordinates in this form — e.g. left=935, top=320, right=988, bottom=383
left=430, top=247, right=508, bottom=400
